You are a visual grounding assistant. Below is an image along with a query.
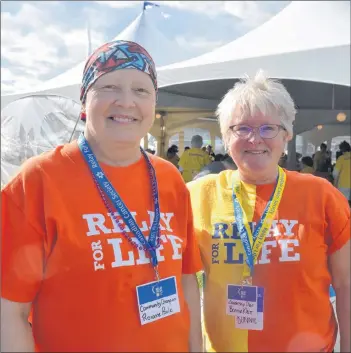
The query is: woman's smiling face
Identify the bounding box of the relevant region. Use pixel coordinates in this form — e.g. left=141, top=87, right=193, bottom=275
left=84, top=69, right=156, bottom=145
left=228, top=105, right=289, bottom=179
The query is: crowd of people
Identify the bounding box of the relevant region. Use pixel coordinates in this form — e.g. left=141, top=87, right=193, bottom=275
left=277, top=141, right=351, bottom=205
left=1, top=39, right=350, bottom=353
left=165, top=136, right=351, bottom=207
left=165, top=137, right=238, bottom=181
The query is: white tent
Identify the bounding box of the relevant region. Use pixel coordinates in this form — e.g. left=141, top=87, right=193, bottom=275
left=1, top=95, right=83, bottom=185
left=153, top=0, right=350, bottom=164
left=154, top=0, right=350, bottom=136
left=1, top=7, right=188, bottom=108
left=157, top=1, right=350, bottom=88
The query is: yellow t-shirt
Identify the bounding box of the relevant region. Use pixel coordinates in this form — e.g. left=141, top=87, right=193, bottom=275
left=178, top=148, right=211, bottom=183
left=187, top=170, right=350, bottom=352
left=334, top=152, right=351, bottom=188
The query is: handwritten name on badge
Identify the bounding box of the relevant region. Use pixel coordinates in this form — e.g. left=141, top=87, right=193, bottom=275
left=227, top=285, right=265, bottom=330
left=136, top=276, right=180, bottom=325
left=235, top=287, right=264, bottom=330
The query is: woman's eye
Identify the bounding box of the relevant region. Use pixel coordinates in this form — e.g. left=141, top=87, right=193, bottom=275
left=237, top=126, right=251, bottom=133
left=262, top=125, right=275, bottom=131
left=135, top=88, right=150, bottom=94
left=103, top=85, right=117, bottom=90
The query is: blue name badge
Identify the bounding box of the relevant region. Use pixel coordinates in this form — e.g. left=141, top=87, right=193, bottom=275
left=227, top=284, right=264, bottom=330
left=136, top=276, right=180, bottom=325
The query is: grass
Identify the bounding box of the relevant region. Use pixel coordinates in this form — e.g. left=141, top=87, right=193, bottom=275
left=196, top=271, right=205, bottom=289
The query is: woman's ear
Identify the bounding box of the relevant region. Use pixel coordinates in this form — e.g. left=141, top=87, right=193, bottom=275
left=284, top=131, right=293, bottom=143
left=80, top=105, right=87, bottom=122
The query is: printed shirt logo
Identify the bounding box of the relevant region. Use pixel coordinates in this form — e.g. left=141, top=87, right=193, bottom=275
left=211, top=219, right=300, bottom=266
left=81, top=211, right=183, bottom=271
left=152, top=284, right=163, bottom=297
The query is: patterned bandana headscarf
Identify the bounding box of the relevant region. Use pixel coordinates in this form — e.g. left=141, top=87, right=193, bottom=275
left=80, top=40, right=157, bottom=121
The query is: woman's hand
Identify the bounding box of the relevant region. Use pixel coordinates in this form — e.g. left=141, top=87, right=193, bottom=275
left=182, top=274, right=203, bottom=352
left=1, top=298, right=34, bottom=352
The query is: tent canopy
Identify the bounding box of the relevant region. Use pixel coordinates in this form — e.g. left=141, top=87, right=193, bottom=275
left=157, top=1, right=350, bottom=87
left=1, top=95, right=84, bottom=185
left=153, top=0, right=350, bottom=140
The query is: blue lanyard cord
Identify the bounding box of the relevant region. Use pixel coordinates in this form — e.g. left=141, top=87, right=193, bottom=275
left=93, top=176, right=148, bottom=251
left=232, top=195, right=254, bottom=271
left=232, top=172, right=280, bottom=275
left=78, top=134, right=161, bottom=267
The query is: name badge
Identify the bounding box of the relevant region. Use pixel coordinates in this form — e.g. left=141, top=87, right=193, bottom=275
left=136, top=276, right=180, bottom=325
left=227, top=284, right=264, bottom=331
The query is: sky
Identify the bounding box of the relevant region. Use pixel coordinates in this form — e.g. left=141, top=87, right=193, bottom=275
left=1, top=0, right=290, bottom=96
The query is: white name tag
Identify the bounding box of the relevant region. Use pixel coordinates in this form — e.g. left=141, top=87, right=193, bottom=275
left=227, top=284, right=264, bottom=331
left=136, top=276, right=180, bottom=325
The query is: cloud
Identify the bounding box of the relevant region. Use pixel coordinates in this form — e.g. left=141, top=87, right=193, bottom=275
left=95, top=0, right=225, bottom=17
left=223, top=1, right=289, bottom=28
left=1, top=2, right=105, bottom=95
left=161, top=1, right=225, bottom=15
left=1, top=68, right=44, bottom=95
left=81, top=6, right=117, bottom=30
left=95, top=1, right=289, bottom=28
left=163, top=1, right=289, bottom=27
left=94, top=1, right=141, bottom=9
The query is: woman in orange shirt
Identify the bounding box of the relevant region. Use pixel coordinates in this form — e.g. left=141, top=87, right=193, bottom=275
left=1, top=40, right=203, bottom=352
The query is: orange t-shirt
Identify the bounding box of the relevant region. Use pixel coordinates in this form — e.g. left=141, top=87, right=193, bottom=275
left=1, top=141, right=203, bottom=352
left=188, top=169, right=350, bottom=352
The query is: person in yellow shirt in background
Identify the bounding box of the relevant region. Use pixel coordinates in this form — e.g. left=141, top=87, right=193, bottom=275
left=179, top=135, right=212, bottom=182
left=333, top=140, right=351, bottom=204
left=300, top=156, right=315, bottom=174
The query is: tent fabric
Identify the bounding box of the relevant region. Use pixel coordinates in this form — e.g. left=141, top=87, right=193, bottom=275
left=158, top=1, right=350, bottom=88
left=1, top=95, right=84, bottom=185
left=301, top=123, right=351, bottom=148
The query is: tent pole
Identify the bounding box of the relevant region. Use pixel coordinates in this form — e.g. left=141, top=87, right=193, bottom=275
left=332, top=85, right=335, bottom=110
left=69, top=113, right=81, bottom=143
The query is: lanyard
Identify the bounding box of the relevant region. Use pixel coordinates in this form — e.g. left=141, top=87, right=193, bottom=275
left=232, top=167, right=286, bottom=279
left=77, top=134, right=161, bottom=274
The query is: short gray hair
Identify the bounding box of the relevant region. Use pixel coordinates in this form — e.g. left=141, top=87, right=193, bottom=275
left=216, top=70, right=296, bottom=149
left=191, top=135, right=203, bottom=148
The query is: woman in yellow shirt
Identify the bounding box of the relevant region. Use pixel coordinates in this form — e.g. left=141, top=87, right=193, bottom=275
left=187, top=71, right=350, bottom=352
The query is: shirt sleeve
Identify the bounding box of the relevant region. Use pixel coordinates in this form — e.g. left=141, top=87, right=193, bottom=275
left=181, top=188, right=203, bottom=274
left=1, top=162, right=46, bottom=303
left=324, top=179, right=351, bottom=255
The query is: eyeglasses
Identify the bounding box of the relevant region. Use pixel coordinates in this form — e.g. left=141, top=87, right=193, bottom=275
left=229, top=124, right=286, bottom=139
